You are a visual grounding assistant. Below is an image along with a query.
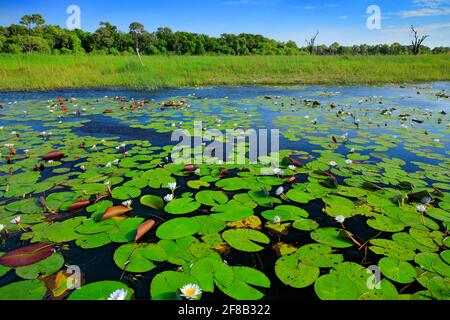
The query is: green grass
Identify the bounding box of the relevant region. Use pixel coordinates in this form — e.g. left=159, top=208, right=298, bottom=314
left=0, top=54, right=449, bottom=90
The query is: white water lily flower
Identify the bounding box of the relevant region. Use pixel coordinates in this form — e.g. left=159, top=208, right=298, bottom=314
left=115, top=146, right=120, bottom=150
left=4, top=143, right=14, bottom=148
left=24, top=149, right=30, bottom=155
left=91, top=145, right=97, bottom=150
left=107, top=289, right=127, bottom=301
left=329, top=161, right=337, bottom=167
left=194, top=168, right=201, bottom=175
left=171, top=123, right=176, bottom=127
left=345, top=159, right=353, bottom=165
left=104, top=181, right=111, bottom=186
left=80, top=165, right=86, bottom=171
left=0, top=126, right=4, bottom=130
left=11, top=131, right=17, bottom=135
left=335, top=215, right=346, bottom=224
left=120, top=143, right=126, bottom=148
left=101, top=139, right=106, bottom=143
left=122, top=200, right=132, bottom=208
left=349, top=148, right=356, bottom=153
left=275, top=186, right=284, bottom=196
left=272, top=168, right=284, bottom=175
left=10, top=216, right=21, bottom=225
left=433, top=138, right=440, bottom=143
left=288, top=165, right=296, bottom=171
left=180, top=284, right=202, bottom=300
left=273, top=216, right=282, bottom=224
left=105, top=162, right=112, bottom=168
left=416, top=205, right=426, bottom=212
left=164, top=194, right=174, bottom=202
left=113, top=159, right=120, bottom=164
left=0, top=224, right=4, bottom=232
left=167, top=182, right=177, bottom=191
left=48, top=160, right=54, bottom=164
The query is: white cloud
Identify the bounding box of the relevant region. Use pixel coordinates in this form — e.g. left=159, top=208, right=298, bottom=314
left=385, top=22, right=450, bottom=34
left=400, top=7, right=450, bottom=17
left=400, top=0, right=450, bottom=17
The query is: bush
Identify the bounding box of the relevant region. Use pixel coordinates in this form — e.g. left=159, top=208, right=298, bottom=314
left=4, top=43, right=23, bottom=54
left=110, top=48, right=120, bottom=55
left=60, top=48, right=72, bottom=55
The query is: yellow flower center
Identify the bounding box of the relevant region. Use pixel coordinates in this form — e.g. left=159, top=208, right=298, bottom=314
left=185, top=288, right=196, bottom=296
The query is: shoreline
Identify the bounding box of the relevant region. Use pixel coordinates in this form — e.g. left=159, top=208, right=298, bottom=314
left=0, top=81, right=449, bottom=94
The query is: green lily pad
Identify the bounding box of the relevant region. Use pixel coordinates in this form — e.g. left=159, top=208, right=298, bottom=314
left=68, top=281, right=134, bottom=300
left=216, top=266, right=270, bottom=300
left=222, top=229, right=270, bottom=252
left=164, top=198, right=201, bottom=215
left=140, top=195, right=164, bottom=210
left=310, top=228, right=354, bottom=248
left=292, top=219, right=320, bottom=231
left=0, top=279, right=47, bottom=300
left=314, top=274, right=359, bottom=300
left=195, top=191, right=228, bottom=206
left=210, top=203, right=253, bottom=221
left=286, top=189, right=315, bottom=204
left=113, top=243, right=166, bottom=273
left=108, top=217, right=144, bottom=243
left=190, top=257, right=235, bottom=292
left=150, top=271, right=197, bottom=300
left=378, top=257, right=417, bottom=284
left=111, top=186, right=141, bottom=200
left=75, top=233, right=112, bottom=249
left=275, top=255, right=320, bottom=288
left=156, top=218, right=200, bottom=240
left=15, top=253, right=64, bottom=280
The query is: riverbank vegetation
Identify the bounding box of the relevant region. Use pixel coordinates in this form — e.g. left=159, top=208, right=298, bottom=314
left=0, top=54, right=449, bottom=91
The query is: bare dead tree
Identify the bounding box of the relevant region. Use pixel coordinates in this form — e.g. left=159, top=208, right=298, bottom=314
left=410, top=25, right=428, bottom=55
left=306, top=31, right=319, bottom=55
left=129, top=22, right=145, bottom=66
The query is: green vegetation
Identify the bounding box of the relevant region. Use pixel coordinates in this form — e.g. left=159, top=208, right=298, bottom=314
left=0, top=54, right=449, bottom=90
left=1, top=14, right=449, bottom=56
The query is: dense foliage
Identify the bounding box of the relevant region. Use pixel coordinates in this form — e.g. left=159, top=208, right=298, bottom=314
left=0, top=14, right=448, bottom=56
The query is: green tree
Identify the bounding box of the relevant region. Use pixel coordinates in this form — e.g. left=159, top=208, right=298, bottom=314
left=19, top=14, right=45, bottom=53
left=92, top=22, right=118, bottom=53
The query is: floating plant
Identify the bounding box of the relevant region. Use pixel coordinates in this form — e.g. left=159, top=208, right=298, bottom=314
left=0, top=84, right=448, bottom=300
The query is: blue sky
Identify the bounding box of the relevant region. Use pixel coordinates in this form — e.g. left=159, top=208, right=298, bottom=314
left=1, top=0, right=449, bottom=47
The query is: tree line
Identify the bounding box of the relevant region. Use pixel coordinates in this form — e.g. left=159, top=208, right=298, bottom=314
left=0, top=14, right=448, bottom=56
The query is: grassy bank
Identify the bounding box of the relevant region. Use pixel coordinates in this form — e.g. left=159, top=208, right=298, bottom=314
left=0, top=54, right=449, bottom=90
